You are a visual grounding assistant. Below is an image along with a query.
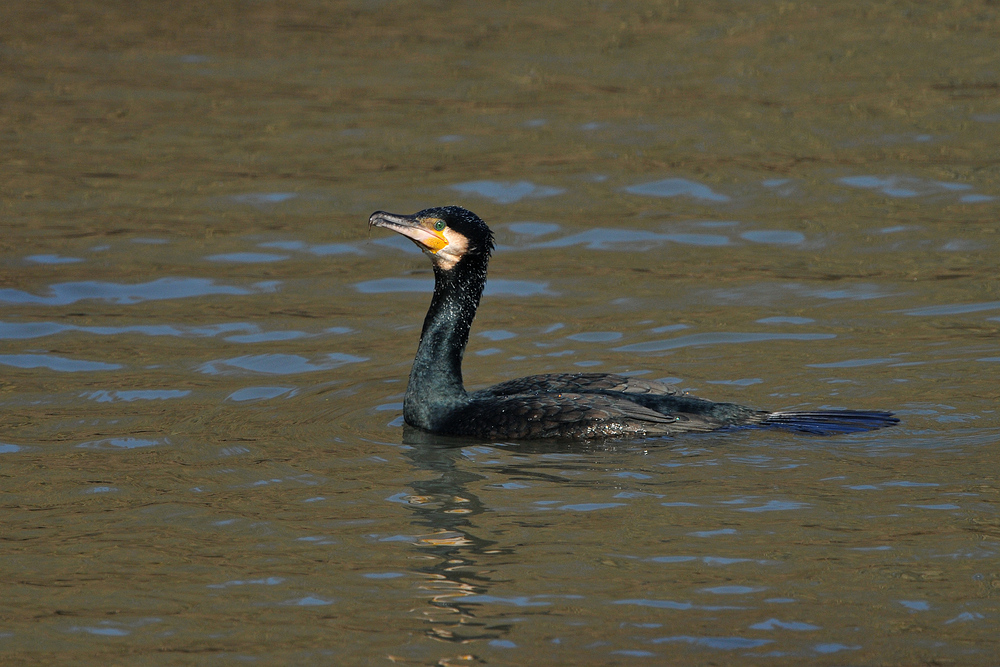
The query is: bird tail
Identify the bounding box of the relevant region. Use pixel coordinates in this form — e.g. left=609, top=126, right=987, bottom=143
left=758, top=410, right=899, bottom=435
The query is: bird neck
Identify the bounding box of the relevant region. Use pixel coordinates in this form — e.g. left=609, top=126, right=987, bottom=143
left=404, top=256, right=487, bottom=428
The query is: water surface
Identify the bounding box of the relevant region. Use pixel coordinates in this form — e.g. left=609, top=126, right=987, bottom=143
left=2, top=1, right=999, bottom=664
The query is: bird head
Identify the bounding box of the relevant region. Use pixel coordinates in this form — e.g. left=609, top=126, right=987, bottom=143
left=369, top=206, right=494, bottom=271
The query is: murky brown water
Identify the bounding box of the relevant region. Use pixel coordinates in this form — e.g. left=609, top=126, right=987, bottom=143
left=3, top=1, right=999, bottom=664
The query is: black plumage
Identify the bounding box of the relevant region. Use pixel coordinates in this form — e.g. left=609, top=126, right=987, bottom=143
left=369, top=206, right=899, bottom=440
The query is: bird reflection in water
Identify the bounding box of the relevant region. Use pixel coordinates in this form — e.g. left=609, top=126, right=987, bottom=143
left=399, top=426, right=514, bottom=646
left=395, top=426, right=654, bottom=651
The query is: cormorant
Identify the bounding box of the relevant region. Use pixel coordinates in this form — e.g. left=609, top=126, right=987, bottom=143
left=369, top=206, right=899, bottom=440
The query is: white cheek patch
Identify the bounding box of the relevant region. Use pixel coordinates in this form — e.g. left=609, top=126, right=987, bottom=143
left=433, top=228, right=469, bottom=270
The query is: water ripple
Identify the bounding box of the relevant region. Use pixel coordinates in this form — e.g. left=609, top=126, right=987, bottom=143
left=85, top=390, right=190, bottom=402
left=738, top=500, right=810, bottom=513
left=231, top=192, right=297, bottom=205
left=613, top=599, right=745, bottom=611
left=451, top=180, right=565, bottom=204
left=458, top=595, right=551, bottom=606
left=614, top=332, right=835, bottom=353
left=900, top=301, right=1000, bottom=316
left=624, top=178, right=730, bottom=202
left=199, top=353, right=367, bottom=375
left=26, top=254, right=84, bottom=264
left=701, top=586, right=766, bottom=594
left=226, top=387, right=297, bottom=401
left=838, top=175, right=983, bottom=199
left=650, top=636, right=771, bottom=649
left=557, top=503, right=626, bottom=512
left=205, top=252, right=289, bottom=263
left=0, top=354, right=122, bottom=372
left=0, top=278, right=280, bottom=306
left=750, top=618, right=821, bottom=631
left=78, top=437, right=166, bottom=449
left=527, top=228, right=730, bottom=250
left=898, top=600, right=930, bottom=611
left=0, top=321, right=341, bottom=342
left=507, top=222, right=560, bottom=236
left=740, top=230, right=805, bottom=245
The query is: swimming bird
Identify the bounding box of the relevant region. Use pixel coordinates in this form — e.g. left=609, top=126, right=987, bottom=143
left=369, top=206, right=899, bottom=440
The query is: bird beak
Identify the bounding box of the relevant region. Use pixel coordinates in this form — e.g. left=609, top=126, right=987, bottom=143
left=369, top=211, right=448, bottom=254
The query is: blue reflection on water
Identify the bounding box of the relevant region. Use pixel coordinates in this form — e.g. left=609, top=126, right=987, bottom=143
left=207, top=576, right=285, bottom=588
left=451, top=180, right=565, bottom=204
left=613, top=599, right=745, bottom=611
left=648, top=555, right=757, bottom=565
left=73, top=627, right=130, bottom=637
left=259, top=240, right=307, bottom=250
left=701, top=586, right=766, bottom=594
left=224, top=330, right=312, bottom=343
left=459, top=595, right=551, bottom=606
left=757, top=317, right=814, bottom=325
left=25, top=254, right=84, bottom=264
left=567, top=331, right=622, bottom=342
left=0, top=278, right=279, bottom=306
left=689, top=528, right=737, bottom=537
left=287, top=597, right=333, bottom=606
left=740, top=230, right=805, bottom=245
left=902, top=503, right=961, bottom=511
left=707, top=378, right=762, bottom=386
left=649, top=636, right=772, bottom=649
left=205, top=252, right=289, bottom=263
left=615, top=332, right=835, bottom=353
left=944, top=612, right=984, bottom=624
left=308, top=243, right=365, bottom=256
left=479, top=330, right=517, bottom=341
left=840, top=175, right=921, bottom=197
left=2, top=321, right=349, bottom=344
left=0, top=320, right=325, bottom=342
left=0, top=354, right=121, bottom=372
left=737, top=500, right=809, bottom=512
left=507, top=222, right=560, bottom=236
left=78, top=438, right=164, bottom=449
left=814, top=643, right=860, bottom=653
left=558, top=503, right=626, bottom=511
left=528, top=228, right=730, bottom=250
left=899, top=600, right=930, bottom=611
left=200, top=353, right=366, bottom=375
left=624, top=178, right=730, bottom=202
left=749, top=618, right=820, bottom=631
left=231, top=192, right=297, bottom=205
left=226, top=387, right=296, bottom=402
left=838, top=175, right=991, bottom=201
left=900, top=301, right=1000, bottom=316
left=86, top=390, right=191, bottom=402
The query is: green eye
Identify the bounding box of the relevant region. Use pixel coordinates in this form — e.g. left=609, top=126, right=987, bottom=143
left=434, top=220, right=446, bottom=231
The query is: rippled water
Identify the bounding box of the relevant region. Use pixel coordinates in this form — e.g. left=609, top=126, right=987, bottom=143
left=3, top=1, right=999, bottom=664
